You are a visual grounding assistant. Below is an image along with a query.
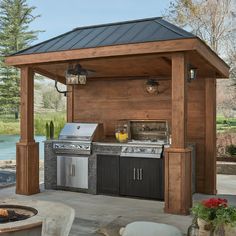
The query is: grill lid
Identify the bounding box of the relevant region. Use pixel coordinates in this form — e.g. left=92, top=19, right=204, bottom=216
left=59, top=123, right=99, bottom=141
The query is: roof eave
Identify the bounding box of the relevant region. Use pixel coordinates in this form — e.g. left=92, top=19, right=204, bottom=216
left=194, top=38, right=229, bottom=78
left=5, top=38, right=229, bottom=78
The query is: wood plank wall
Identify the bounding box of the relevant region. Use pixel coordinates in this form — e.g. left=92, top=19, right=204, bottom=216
left=72, top=78, right=207, bottom=193
left=187, top=79, right=206, bottom=193
left=73, top=79, right=172, bottom=135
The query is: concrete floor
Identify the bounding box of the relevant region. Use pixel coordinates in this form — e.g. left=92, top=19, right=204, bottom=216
left=0, top=174, right=235, bottom=236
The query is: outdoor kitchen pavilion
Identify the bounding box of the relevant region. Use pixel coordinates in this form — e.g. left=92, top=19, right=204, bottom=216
left=5, top=17, right=229, bottom=215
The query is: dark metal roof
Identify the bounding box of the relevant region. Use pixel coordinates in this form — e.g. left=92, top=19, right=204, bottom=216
left=13, top=17, right=196, bottom=56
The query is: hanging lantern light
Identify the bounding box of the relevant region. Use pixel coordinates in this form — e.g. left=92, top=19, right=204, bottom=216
left=146, top=79, right=159, bottom=94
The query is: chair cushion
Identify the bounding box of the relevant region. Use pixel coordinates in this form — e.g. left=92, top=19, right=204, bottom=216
left=119, top=221, right=183, bottom=236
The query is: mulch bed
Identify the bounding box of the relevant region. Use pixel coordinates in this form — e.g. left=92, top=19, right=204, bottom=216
left=217, top=156, right=236, bottom=162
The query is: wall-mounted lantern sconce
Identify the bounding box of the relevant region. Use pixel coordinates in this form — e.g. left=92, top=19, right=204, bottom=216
left=55, top=64, right=87, bottom=96
left=146, top=79, right=159, bottom=94
left=188, top=65, right=197, bottom=82
left=65, top=64, right=87, bottom=85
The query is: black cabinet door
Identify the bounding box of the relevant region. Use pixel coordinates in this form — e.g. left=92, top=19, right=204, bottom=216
left=97, top=154, right=119, bottom=195
left=120, top=157, right=164, bottom=200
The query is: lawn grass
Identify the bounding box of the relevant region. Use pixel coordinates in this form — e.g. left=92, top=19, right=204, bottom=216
left=0, top=112, right=66, bottom=137
left=0, top=120, right=19, bottom=134
left=35, top=112, right=66, bottom=138
left=0, top=113, right=235, bottom=135
left=216, top=116, right=236, bottom=133
left=217, top=116, right=236, bottom=125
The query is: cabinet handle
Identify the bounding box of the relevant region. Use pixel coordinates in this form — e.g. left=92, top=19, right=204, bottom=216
left=133, top=168, right=136, bottom=180
left=137, top=168, right=140, bottom=180
left=70, top=164, right=75, bottom=176
left=140, top=168, right=143, bottom=180
left=72, top=164, right=75, bottom=176
left=69, top=164, right=73, bottom=176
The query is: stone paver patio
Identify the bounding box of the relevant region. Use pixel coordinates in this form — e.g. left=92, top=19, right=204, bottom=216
left=0, top=174, right=235, bottom=236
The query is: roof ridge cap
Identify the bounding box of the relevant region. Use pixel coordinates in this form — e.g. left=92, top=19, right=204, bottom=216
left=154, top=18, right=195, bottom=38
left=72, top=17, right=162, bottom=31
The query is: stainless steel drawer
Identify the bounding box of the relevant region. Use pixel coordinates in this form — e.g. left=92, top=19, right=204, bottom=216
left=57, top=156, right=88, bottom=189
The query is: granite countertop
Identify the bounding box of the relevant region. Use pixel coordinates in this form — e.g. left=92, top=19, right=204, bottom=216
left=0, top=199, right=75, bottom=236
left=93, top=142, right=168, bottom=148
left=45, top=138, right=168, bottom=147
left=93, top=138, right=168, bottom=147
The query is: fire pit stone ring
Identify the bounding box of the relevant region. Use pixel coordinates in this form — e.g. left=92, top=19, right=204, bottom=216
left=0, top=199, right=75, bottom=236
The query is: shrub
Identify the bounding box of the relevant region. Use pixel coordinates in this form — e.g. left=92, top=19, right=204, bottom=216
left=192, top=198, right=236, bottom=229
left=226, top=144, right=236, bottom=156
left=34, top=112, right=66, bottom=138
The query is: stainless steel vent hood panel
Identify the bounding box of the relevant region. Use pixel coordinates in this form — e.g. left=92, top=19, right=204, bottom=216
left=59, top=123, right=99, bottom=141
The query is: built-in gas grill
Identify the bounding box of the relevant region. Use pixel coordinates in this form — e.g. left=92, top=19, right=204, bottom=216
left=120, top=141, right=166, bottom=158
left=53, top=123, right=103, bottom=155
left=119, top=120, right=169, bottom=158
left=53, top=123, right=103, bottom=190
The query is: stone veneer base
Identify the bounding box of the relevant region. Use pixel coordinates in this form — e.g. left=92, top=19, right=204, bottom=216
left=44, top=140, right=122, bottom=194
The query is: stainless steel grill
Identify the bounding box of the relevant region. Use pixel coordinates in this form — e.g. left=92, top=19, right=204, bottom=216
left=119, top=120, right=169, bottom=158
left=120, top=142, right=166, bottom=158
left=58, top=123, right=100, bottom=141
left=53, top=123, right=103, bottom=155
left=53, top=141, right=92, bottom=155
left=53, top=122, right=103, bottom=190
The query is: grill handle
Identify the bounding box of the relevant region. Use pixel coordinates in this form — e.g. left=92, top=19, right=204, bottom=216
left=137, top=168, right=140, bottom=180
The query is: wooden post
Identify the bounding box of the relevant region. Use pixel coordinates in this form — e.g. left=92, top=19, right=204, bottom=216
left=171, top=53, right=187, bottom=148
left=164, top=53, right=192, bottom=215
left=67, top=85, right=74, bottom=122
left=16, top=66, right=39, bottom=195
left=204, top=78, right=217, bottom=194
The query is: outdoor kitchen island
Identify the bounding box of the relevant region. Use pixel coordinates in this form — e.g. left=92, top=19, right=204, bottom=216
left=44, top=120, right=196, bottom=201
left=44, top=139, right=166, bottom=200
left=45, top=120, right=169, bottom=200
left=5, top=17, right=230, bottom=215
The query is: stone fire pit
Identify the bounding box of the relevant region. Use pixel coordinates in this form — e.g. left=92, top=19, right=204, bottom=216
left=0, top=200, right=75, bottom=236
left=0, top=205, right=38, bottom=224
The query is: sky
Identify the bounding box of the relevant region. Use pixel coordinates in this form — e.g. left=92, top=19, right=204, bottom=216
left=28, top=0, right=171, bottom=44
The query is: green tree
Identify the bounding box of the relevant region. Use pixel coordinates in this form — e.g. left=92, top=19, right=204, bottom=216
left=0, top=0, right=41, bottom=119
left=42, top=86, right=65, bottom=112
left=164, top=0, right=236, bottom=82
left=164, top=0, right=235, bottom=54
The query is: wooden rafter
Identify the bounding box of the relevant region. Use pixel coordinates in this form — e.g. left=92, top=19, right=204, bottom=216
left=33, top=67, right=66, bottom=84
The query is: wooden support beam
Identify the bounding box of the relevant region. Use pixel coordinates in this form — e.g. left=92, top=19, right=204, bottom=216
left=16, top=142, right=39, bottom=195
left=5, top=39, right=196, bottom=66
left=5, top=38, right=229, bottom=78
left=20, top=67, right=35, bottom=143
left=164, top=52, right=192, bottom=215
left=33, top=67, right=66, bottom=84
left=164, top=148, right=192, bottom=215
left=196, top=39, right=229, bottom=78
left=161, top=56, right=172, bottom=66
left=171, top=53, right=187, bottom=148
left=16, top=66, right=39, bottom=195
left=204, top=78, right=217, bottom=194
left=67, top=85, right=74, bottom=122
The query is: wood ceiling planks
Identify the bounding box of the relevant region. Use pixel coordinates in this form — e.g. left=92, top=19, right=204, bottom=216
left=33, top=52, right=223, bottom=81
